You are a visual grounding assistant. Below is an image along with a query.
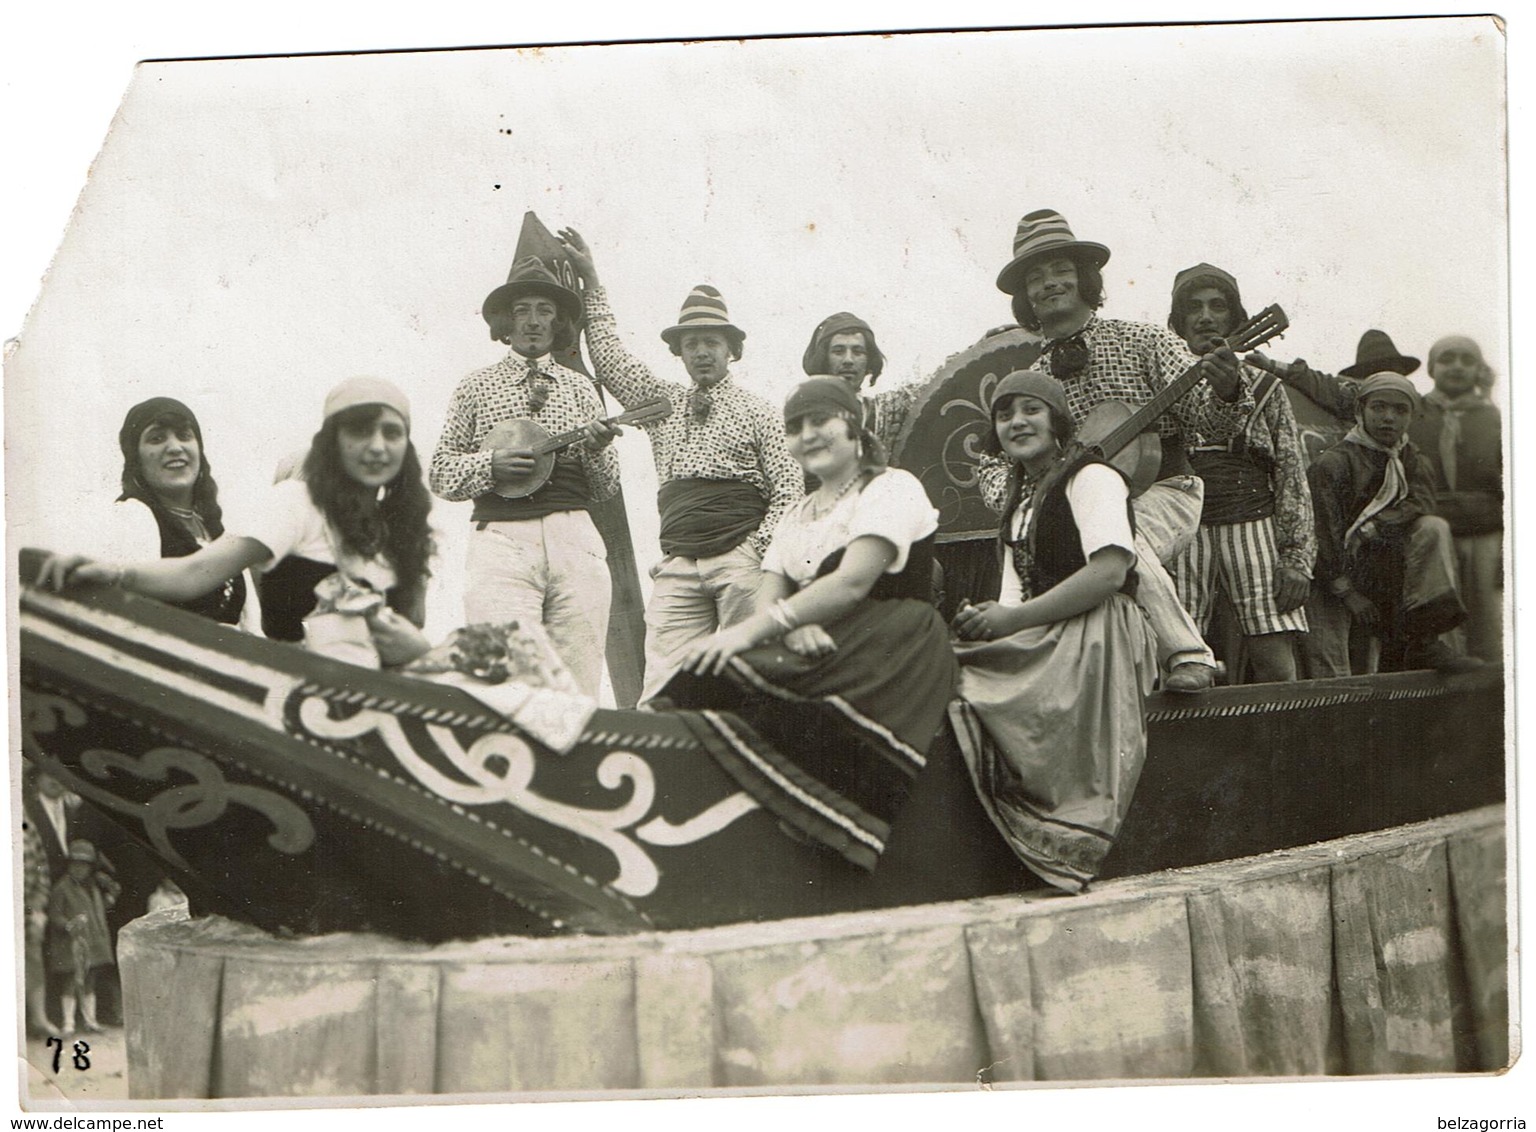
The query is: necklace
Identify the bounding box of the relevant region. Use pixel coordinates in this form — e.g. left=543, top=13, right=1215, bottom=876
left=810, top=472, right=860, bottom=518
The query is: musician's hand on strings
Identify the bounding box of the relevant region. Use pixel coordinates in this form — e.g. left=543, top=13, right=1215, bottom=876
left=557, top=228, right=598, bottom=287
left=1198, top=337, right=1243, bottom=401
left=490, top=446, right=538, bottom=492
left=582, top=420, right=621, bottom=451
left=1274, top=564, right=1310, bottom=614
left=783, top=624, right=836, bottom=658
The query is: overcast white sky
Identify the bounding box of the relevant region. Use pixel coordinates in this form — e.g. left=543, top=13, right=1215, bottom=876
left=2, top=5, right=1528, bottom=1128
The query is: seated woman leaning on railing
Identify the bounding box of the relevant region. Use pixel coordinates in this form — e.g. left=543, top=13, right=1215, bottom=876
left=40, top=378, right=436, bottom=669
left=949, top=370, right=1159, bottom=894
left=658, top=376, right=957, bottom=871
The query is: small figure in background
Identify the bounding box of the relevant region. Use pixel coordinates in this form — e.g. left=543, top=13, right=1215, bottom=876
left=45, top=840, right=118, bottom=1037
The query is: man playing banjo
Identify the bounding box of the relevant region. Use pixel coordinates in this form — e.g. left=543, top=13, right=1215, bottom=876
left=560, top=228, right=803, bottom=699
left=429, top=255, right=622, bottom=698
left=979, top=210, right=1253, bottom=693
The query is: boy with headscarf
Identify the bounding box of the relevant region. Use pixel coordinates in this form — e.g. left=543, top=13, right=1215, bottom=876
left=1305, top=372, right=1477, bottom=675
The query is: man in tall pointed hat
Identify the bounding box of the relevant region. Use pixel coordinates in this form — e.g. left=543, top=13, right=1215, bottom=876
left=800, top=312, right=919, bottom=461
left=559, top=228, right=802, bottom=699
left=1305, top=371, right=1478, bottom=675
left=980, top=209, right=1254, bottom=692
left=1166, top=263, right=1314, bottom=683
left=430, top=254, right=623, bottom=698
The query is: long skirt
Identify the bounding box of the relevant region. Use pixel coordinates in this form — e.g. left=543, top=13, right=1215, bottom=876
left=949, top=594, right=1156, bottom=893
left=660, top=597, right=958, bottom=871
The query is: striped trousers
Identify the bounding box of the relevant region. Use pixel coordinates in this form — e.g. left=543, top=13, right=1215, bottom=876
left=1172, top=517, right=1309, bottom=638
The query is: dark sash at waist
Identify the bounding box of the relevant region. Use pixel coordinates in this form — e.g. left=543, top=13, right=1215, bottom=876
left=1190, top=449, right=1275, bottom=525
left=471, top=460, right=591, bottom=523
left=658, top=478, right=766, bottom=559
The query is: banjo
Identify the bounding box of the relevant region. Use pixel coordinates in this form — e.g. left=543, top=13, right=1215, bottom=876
left=1072, top=303, right=1290, bottom=497
left=480, top=396, right=672, bottom=499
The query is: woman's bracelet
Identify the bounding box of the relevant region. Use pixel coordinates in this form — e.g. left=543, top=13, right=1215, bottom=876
left=767, top=598, right=800, bottom=633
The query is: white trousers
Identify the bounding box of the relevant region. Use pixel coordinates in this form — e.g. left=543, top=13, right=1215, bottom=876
left=464, top=511, right=611, bottom=699
left=1132, top=476, right=1217, bottom=673
left=641, top=542, right=764, bottom=701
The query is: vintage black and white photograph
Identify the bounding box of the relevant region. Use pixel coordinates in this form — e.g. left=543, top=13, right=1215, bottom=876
left=4, top=7, right=1520, bottom=1125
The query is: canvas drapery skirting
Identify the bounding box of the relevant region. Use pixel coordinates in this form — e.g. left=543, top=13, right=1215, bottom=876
left=119, top=805, right=1508, bottom=1099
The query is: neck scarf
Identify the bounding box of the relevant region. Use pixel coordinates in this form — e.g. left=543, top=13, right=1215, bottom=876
left=1424, top=388, right=1479, bottom=492
left=1341, top=422, right=1409, bottom=551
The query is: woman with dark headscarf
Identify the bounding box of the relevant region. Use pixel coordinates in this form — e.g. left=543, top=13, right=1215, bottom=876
left=43, top=378, right=435, bottom=668
left=108, top=396, right=248, bottom=625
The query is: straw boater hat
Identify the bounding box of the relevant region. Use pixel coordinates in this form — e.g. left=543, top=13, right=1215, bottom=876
left=1340, top=329, right=1420, bottom=378
left=659, top=285, right=745, bottom=352
left=996, top=210, right=1111, bottom=296
left=481, top=256, right=583, bottom=329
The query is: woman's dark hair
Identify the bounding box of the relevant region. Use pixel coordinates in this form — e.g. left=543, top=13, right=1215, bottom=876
left=487, top=309, right=579, bottom=354
left=979, top=393, right=1077, bottom=458
left=302, top=404, right=435, bottom=616
left=118, top=407, right=226, bottom=535
left=1010, top=258, right=1106, bottom=333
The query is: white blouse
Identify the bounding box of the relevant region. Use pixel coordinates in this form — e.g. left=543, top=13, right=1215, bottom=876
left=998, top=463, right=1134, bottom=605
left=761, top=468, right=938, bottom=589
left=234, top=478, right=398, bottom=594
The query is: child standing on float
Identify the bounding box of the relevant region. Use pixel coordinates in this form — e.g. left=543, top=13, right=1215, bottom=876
left=950, top=371, right=1158, bottom=893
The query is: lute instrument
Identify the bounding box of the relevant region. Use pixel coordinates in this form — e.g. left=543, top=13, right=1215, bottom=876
left=1070, top=304, right=1290, bottom=497
left=481, top=396, right=672, bottom=499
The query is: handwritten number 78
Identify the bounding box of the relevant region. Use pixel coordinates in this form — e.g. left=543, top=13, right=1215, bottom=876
left=43, top=1036, right=91, bottom=1073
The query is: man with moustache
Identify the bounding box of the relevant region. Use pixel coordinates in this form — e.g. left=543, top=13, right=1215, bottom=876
left=800, top=312, right=919, bottom=459
left=982, top=210, right=1253, bottom=692
left=560, top=229, right=802, bottom=698
left=1167, top=264, right=1313, bottom=683
left=430, top=256, right=622, bottom=698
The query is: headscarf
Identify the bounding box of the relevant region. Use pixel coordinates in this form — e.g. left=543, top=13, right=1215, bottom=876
left=801, top=312, right=886, bottom=384
left=116, top=396, right=223, bottom=533
left=988, top=369, right=1071, bottom=422
left=784, top=377, right=887, bottom=474
left=1341, top=372, right=1418, bottom=552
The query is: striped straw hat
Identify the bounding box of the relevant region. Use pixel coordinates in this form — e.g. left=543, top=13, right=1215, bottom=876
left=660, top=284, right=746, bottom=350
left=996, top=209, right=1111, bottom=296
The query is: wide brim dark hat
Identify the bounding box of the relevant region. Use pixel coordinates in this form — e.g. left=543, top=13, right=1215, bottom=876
left=1340, top=329, right=1420, bottom=378
left=482, top=256, right=583, bottom=326
left=996, top=209, right=1111, bottom=296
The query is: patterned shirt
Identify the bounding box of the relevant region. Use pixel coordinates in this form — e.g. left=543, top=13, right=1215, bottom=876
left=977, top=313, right=1253, bottom=513
left=429, top=351, right=620, bottom=505
left=584, top=285, right=802, bottom=555
left=864, top=384, right=922, bottom=462
left=1194, top=364, right=1317, bottom=577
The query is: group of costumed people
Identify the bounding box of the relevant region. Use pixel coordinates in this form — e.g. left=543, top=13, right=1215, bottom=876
left=35, top=206, right=1501, bottom=903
